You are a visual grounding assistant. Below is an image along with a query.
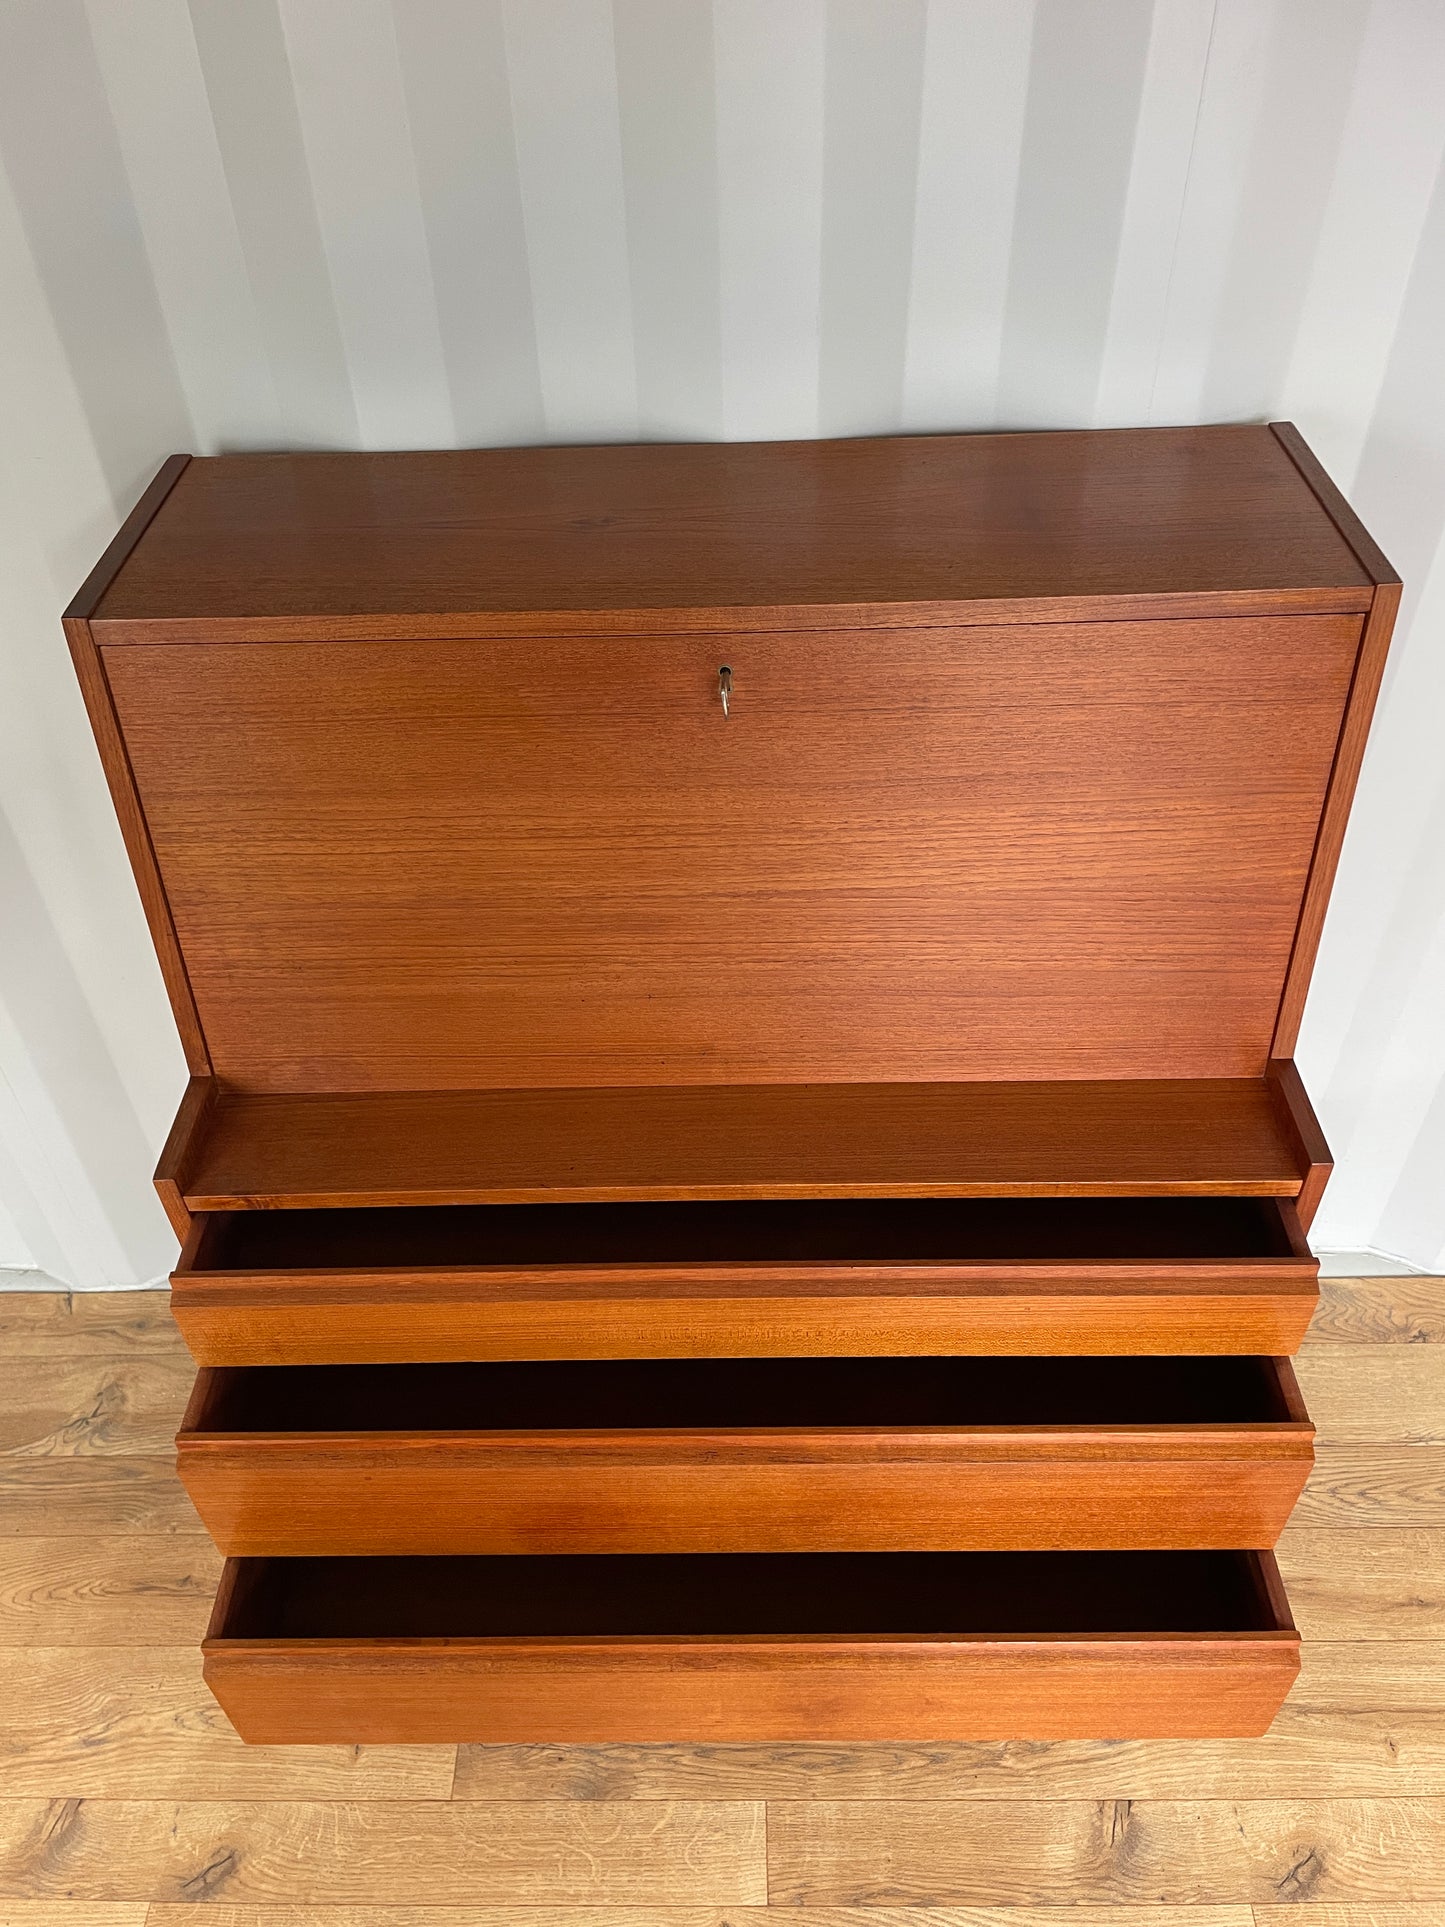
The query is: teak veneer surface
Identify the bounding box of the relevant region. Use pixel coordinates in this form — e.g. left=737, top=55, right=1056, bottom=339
left=58, top=424, right=1401, bottom=1744
left=88, top=427, right=1370, bottom=634
left=101, top=614, right=1359, bottom=1089
left=201, top=1550, right=1299, bottom=1742
left=170, top=1194, right=1319, bottom=1364
left=169, top=1272, right=1321, bottom=1367
left=10, top=1273, right=1445, bottom=1895
left=177, top=1354, right=1314, bottom=1556
left=178, top=1079, right=1308, bottom=1208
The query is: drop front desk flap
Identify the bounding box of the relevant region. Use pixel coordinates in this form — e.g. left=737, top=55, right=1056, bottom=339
left=66, top=424, right=1399, bottom=1740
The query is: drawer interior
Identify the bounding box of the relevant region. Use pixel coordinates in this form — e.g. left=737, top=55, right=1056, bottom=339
left=216, top=1549, right=1290, bottom=1639
left=192, top=1194, right=1300, bottom=1271
left=190, top=1353, right=1300, bottom=1433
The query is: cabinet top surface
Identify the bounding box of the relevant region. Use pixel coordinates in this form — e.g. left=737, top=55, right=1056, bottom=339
left=89, top=425, right=1371, bottom=630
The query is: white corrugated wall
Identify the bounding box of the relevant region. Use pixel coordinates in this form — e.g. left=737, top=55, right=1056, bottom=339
left=1, top=0, right=1442, bottom=1283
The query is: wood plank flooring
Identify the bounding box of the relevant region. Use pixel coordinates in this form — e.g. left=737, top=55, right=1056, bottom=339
left=0, top=1278, right=1442, bottom=1925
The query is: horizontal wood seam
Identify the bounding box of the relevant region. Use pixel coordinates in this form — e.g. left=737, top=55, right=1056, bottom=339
left=92, top=592, right=1375, bottom=644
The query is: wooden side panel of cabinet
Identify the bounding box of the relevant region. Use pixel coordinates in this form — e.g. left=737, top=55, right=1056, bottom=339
left=61, top=455, right=210, bottom=1078
left=103, top=616, right=1361, bottom=1092
left=1268, top=423, right=1402, bottom=1057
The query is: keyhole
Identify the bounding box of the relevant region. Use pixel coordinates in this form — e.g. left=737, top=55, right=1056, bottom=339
left=719, top=665, right=732, bottom=717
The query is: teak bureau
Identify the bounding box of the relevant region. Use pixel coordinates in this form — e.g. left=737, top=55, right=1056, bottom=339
left=67, top=424, right=1399, bottom=1742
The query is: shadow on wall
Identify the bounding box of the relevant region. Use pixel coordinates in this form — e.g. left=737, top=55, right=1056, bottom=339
left=0, top=809, right=175, bottom=1288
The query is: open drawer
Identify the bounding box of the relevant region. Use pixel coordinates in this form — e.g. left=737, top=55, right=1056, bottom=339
left=202, top=1548, right=1300, bottom=1742
left=171, top=1194, right=1319, bottom=1364
left=178, top=1352, right=1314, bottom=1555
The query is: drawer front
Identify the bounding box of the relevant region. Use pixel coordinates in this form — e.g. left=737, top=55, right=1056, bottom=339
left=171, top=1268, right=1320, bottom=1365
left=182, top=1443, right=1312, bottom=1556
left=178, top=1356, right=1313, bottom=1555
left=203, top=1550, right=1300, bottom=1743
left=170, top=1196, right=1319, bottom=1365
left=206, top=1633, right=1300, bottom=1744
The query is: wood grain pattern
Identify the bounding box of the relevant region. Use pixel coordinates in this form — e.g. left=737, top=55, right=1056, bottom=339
left=203, top=1637, right=1299, bottom=1746
left=0, top=1461, right=197, bottom=1536
left=102, top=617, right=1359, bottom=1090
left=1268, top=422, right=1401, bottom=589
left=62, top=620, right=209, bottom=1075
left=1293, top=1446, right=1445, bottom=1527
left=0, top=1649, right=453, bottom=1799
left=62, top=452, right=207, bottom=1074
left=176, top=1356, right=1313, bottom=1556
left=170, top=1271, right=1320, bottom=1367
left=0, top=1537, right=220, bottom=1645
left=64, top=456, right=193, bottom=625
left=0, top=1909, right=148, bottom=1927
left=451, top=1698, right=1445, bottom=1799
left=153, top=1077, right=216, bottom=1241
left=0, top=1358, right=192, bottom=1457
left=1298, top=1639, right=1445, bottom=1704
left=1253, top=1910, right=1445, bottom=1925
left=89, top=429, right=1370, bottom=634
left=0, top=1292, right=179, bottom=1356
left=1273, top=579, right=1401, bottom=1059
left=141, top=1911, right=1258, bottom=1927
left=1268, top=422, right=1400, bottom=1063
left=0, top=1801, right=766, bottom=1904
left=1294, top=1347, right=1445, bottom=1442
left=1278, top=1529, right=1445, bottom=1639
left=56, top=422, right=1394, bottom=1760
left=179, top=1442, right=1312, bottom=1558
left=765, top=1796, right=1445, bottom=1906
left=176, top=1080, right=1312, bottom=1208
left=1267, top=1058, right=1333, bottom=1229
left=1, top=1281, right=1444, bottom=1910
left=1309, top=1276, right=1445, bottom=1344
left=201, top=1551, right=1297, bottom=1743
left=173, top=1192, right=1317, bottom=1371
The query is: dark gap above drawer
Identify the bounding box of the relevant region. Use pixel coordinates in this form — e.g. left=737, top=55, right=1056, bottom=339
left=197, top=1194, right=1296, bottom=1270
left=196, top=1354, right=1295, bottom=1432
left=222, top=1550, right=1283, bottom=1639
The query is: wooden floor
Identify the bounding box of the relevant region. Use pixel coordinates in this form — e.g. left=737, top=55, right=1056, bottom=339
left=1, top=1278, right=1443, bottom=1925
